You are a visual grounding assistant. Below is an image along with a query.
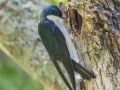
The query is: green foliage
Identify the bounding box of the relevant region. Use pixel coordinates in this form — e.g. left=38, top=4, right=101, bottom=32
left=0, top=58, right=44, bottom=90
left=45, top=0, right=66, bottom=6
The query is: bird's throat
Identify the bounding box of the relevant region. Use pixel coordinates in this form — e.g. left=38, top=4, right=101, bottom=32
left=47, top=15, right=63, bottom=24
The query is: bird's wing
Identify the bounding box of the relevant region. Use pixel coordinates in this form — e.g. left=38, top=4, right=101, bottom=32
left=52, top=25, right=76, bottom=90
left=38, top=21, right=75, bottom=90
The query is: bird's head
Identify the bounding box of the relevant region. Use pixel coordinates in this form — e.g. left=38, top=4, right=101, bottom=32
left=40, top=5, right=63, bottom=21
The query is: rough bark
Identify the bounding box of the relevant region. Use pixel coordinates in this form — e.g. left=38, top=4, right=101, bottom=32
left=72, top=0, right=120, bottom=90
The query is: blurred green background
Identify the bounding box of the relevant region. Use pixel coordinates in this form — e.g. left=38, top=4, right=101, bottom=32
left=0, top=49, right=45, bottom=90
left=0, top=0, right=66, bottom=90
left=45, top=0, right=66, bottom=6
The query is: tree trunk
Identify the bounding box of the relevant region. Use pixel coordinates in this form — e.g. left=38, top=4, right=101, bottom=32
left=71, top=0, right=120, bottom=90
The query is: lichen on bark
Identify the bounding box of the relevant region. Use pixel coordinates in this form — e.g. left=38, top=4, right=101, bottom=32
left=72, top=0, right=120, bottom=90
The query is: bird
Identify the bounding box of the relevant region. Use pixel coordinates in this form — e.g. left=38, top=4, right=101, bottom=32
left=38, top=5, right=96, bottom=90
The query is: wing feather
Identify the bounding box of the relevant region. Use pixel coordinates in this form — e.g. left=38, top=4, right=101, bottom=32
left=38, top=21, right=75, bottom=90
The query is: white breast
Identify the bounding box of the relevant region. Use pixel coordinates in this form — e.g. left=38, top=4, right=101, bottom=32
left=47, top=15, right=79, bottom=62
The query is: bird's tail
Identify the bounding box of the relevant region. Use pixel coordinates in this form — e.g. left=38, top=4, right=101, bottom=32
left=72, top=60, right=96, bottom=80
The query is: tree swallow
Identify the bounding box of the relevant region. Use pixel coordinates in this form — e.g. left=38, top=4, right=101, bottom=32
left=38, top=5, right=95, bottom=90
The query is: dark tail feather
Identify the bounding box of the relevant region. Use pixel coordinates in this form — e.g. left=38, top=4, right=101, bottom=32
left=72, top=60, right=96, bottom=80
